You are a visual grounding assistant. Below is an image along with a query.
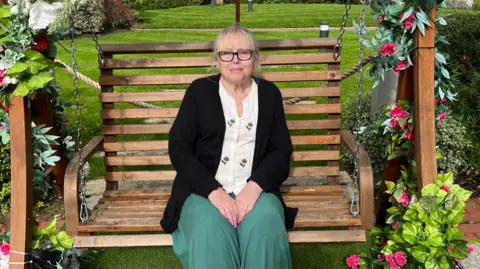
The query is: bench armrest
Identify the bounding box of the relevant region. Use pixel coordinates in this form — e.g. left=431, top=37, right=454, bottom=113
left=340, top=130, right=374, bottom=229
left=64, top=136, right=104, bottom=235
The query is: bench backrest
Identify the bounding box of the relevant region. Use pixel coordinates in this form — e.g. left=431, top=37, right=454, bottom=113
left=98, top=38, right=343, bottom=186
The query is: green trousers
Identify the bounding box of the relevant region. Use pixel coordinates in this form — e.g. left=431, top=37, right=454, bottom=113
left=172, top=192, right=293, bottom=269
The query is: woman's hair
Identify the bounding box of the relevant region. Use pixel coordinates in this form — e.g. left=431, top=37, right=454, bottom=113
left=207, top=24, right=262, bottom=78
left=213, top=23, right=260, bottom=67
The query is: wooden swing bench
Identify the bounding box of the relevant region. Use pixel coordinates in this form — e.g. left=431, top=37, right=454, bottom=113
left=64, top=37, right=374, bottom=248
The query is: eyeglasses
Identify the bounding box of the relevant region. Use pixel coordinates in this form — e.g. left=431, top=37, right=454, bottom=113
left=217, top=50, right=253, bottom=62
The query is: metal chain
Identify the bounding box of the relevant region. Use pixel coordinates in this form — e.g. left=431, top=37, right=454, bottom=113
left=334, top=0, right=352, bottom=60
left=89, top=20, right=105, bottom=65
left=350, top=0, right=368, bottom=217
left=70, top=15, right=89, bottom=224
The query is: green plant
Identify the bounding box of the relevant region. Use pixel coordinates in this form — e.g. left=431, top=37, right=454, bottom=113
left=474, top=0, right=480, bottom=10
left=347, top=172, right=477, bottom=268
left=122, top=0, right=201, bottom=11
left=32, top=218, right=73, bottom=252
left=104, top=0, right=137, bottom=30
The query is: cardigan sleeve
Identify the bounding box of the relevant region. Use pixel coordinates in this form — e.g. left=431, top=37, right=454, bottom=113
left=168, top=82, right=222, bottom=198
left=247, top=84, right=293, bottom=192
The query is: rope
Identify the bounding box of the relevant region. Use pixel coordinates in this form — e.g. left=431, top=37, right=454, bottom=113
left=283, top=54, right=377, bottom=105
left=54, top=59, right=161, bottom=109
left=55, top=55, right=376, bottom=107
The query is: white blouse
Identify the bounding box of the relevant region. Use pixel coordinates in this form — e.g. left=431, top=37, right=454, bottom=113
left=215, top=79, right=258, bottom=195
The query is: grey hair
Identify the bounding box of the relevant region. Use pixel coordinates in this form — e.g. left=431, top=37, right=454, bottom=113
left=213, top=24, right=260, bottom=66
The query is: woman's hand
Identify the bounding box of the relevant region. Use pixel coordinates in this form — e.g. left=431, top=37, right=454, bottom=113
left=208, top=187, right=240, bottom=228
left=235, top=181, right=263, bottom=223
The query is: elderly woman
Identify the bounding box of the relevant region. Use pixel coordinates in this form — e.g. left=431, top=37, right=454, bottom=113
left=160, top=24, right=297, bottom=269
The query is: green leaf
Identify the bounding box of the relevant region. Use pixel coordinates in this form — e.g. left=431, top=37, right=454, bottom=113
left=26, top=59, right=49, bottom=75
left=426, top=0, right=436, bottom=10
left=435, top=53, right=447, bottom=65
left=393, top=187, right=404, bottom=202
left=450, top=242, right=470, bottom=259
left=446, top=227, right=464, bottom=242
left=388, top=151, right=405, bottom=160
left=6, top=62, right=28, bottom=76
left=441, top=68, right=450, bottom=79
left=0, top=36, right=12, bottom=43
left=438, top=17, right=447, bottom=26
left=421, top=184, right=438, bottom=197
left=386, top=214, right=397, bottom=224
left=422, top=231, right=445, bottom=247
left=401, top=7, right=414, bottom=22
left=444, top=193, right=456, bottom=210
left=402, top=222, right=419, bottom=244
left=411, top=245, right=429, bottom=263
left=57, top=231, right=74, bottom=249
left=44, top=218, right=57, bottom=235
left=0, top=5, right=12, bottom=19
left=13, top=81, right=31, bottom=97
left=416, top=11, right=431, bottom=26
left=403, top=208, right=418, bottom=221
left=418, top=21, right=426, bottom=36
left=25, top=50, right=45, bottom=61
left=49, top=234, right=59, bottom=246
left=386, top=206, right=400, bottom=215
left=450, top=185, right=472, bottom=203
left=447, top=208, right=465, bottom=225
left=385, top=181, right=396, bottom=193
left=27, top=71, right=53, bottom=91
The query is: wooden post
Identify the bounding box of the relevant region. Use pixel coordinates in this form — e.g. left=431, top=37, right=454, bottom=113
left=9, top=96, right=33, bottom=269
left=31, top=93, right=67, bottom=198
left=236, top=0, right=240, bottom=23
left=414, top=7, right=437, bottom=191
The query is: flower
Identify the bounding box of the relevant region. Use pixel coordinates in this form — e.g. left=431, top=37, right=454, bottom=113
left=28, top=1, right=63, bottom=30
left=398, top=190, right=410, bottom=207
left=386, top=254, right=397, bottom=269
left=392, top=221, right=399, bottom=230
left=389, top=118, right=399, bottom=128
left=461, top=55, right=467, bottom=62
left=32, top=36, right=48, bottom=52
left=441, top=185, right=451, bottom=193
left=380, top=43, right=396, bottom=56
left=0, top=126, right=5, bottom=131
left=469, top=247, right=475, bottom=254
left=0, top=243, right=9, bottom=255
left=448, top=245, right=454, bottom=252
left=405, top=130, right=415, bottom=141
left=394, top=251, right=407, bottom=266
left=439, top=112, right=446, bottom=123
left=390, top=104, right=410, bottom=120
left=394, top=60, right=408, bottom=74
left=0, top=69, right=8, bottom=87
left=378, top=254, right=385, bottom=262
left=404, top=14, right=415, bottom=29
left=346, top=254, right=360, bottom=269
left=377, top=16, right=384, bottom=23
left=1, top=104, right=8, bottom=112
left=381, top=239, right=387, bottom=245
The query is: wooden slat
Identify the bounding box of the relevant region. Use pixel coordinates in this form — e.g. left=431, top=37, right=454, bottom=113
left=101, top=104, right=341, bottom=119
left=99, top=38, right=338, bottom=54
left=104, top=150, right=338, bottom=166
left=104, top=166, right=338, bottom=181
left=102, top=135, right=339, bottom=152
left=99, top=71, right=341, bottom=86
left=99, top=87, right=341, bottom=103
left=102, top=120, right=340, bottom=135
left=74, top=229, right=365, bottom=248
left=103, top=53, right=340, bottom=69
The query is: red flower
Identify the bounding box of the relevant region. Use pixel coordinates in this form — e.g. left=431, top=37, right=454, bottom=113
left=439, top=112, right=446, bottom=123
left=1, top=104, right=8, bottom=112
left=394, top=251, right=407, bottom=266
left=392, top=221, right=399, bottom=230
left=32, top=36, right=48, bottom=52
left=389, top=118, right=399, bottom=128
left=386, top=254, right=398, bottom=269
left=0, top=69, right=8, bottom=87
left=441, top=185, right=451, bottom=193
left=448, top=246, right=454, bottom=252
left=469, top=247, right=475, bottom=254
left=378, top=254, right=385, bottom=262
left=377, top=16, right=384, bottom=23
left=380, top=43, right=396, bottom=56
left=394, top=60, right=408, bottom=74
left=398, top=190, right=410, bottom=207
left=461, top=55, right=467, bottom=63
left=346, top=254, right=360, bottom=269
left=390, top=104, right=409, bottom=120
left=404, top=15, right=415, bottom=30
left=405, top=130, right=415, bottom=141
left=0, top=243, right=10, bottom=255
left=381, top=239, right=387, bottom=245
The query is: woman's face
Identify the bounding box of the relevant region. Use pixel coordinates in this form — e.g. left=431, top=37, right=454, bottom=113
left=216, top=32, right=255, bottom=85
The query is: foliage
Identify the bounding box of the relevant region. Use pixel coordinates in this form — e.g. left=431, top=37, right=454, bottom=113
left=474, top=0, right=480, bottom=10
left=445, top=0, right=475, bottom=9
left=33, top=218, right=74, bottom=252
left=121, top=0, right=201, bottom=11
left=104, top=0, right=137, bottom=30
left=348, top=172, right=476, bottom=269
left=223, top=0, right=362, bottom=4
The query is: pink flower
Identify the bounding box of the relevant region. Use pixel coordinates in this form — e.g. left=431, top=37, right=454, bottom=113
left=439, top=112, right=446, bottom=123
left=392, top=221, right=400, bottom=230
left=0, top=243, right=10, bottom=255
left=386, top=254, right=398, bottom=269
left=469, top=247, right=475, bottom=254
left=454, top=258, right=461, bottom=262
left=394, top=60, right=408, bottom=74
left=0, top=69, right=7, bottom=87
left=398, top=190, right=410, bottom=207
left=378, top=254, right=385, bottom=262
left=405, top=130, right=415, bottom=141
left=346, top=254, right=360, bottom=269
left=404, top=14, right=415, bottom=29
left=381, top=239, right=387, bottom=245
left=448, top=246, right=454, bottom=252
left=390, top=104, right=410, bottom=120
left=380, top=43, right=396, bottom=56
left=389, top=118, right=399, bottom=128
left=1, top=104, right=8, bottom=112
left=377, top=16, right=384, bottom=23
left=0, top=126, right=5, bottom=131
left=394, top=251, right=407, bottom=266
left=441, top=185, right=451, bottom=193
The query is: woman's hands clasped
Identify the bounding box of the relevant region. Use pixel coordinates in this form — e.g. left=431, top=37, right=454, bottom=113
left=208, top=181, right=263, bottom=228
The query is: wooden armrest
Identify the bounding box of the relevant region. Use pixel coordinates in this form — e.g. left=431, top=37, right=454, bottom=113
left=340, top=130, right=374, bottom=229
left=64, top=136, right=104, bottom=235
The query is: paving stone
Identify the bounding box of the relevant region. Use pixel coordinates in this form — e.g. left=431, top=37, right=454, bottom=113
left=460, top=243, right=479, bottom=269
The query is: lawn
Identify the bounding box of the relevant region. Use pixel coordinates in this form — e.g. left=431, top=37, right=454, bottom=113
left=135, top=3, right=470, bottom=29
left=53, top=29, right=375, bottom=268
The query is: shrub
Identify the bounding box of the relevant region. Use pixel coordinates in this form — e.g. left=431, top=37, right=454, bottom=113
left=123, top=0, right=202, bottom=11
left=223, top=0, right=361, bottom=4
left=474, top=0, right=480, bottom=10
left=0, top=143, right=11, bottom=214
left=104, top=0, right=136, bottom=30
left=68, top=0, right=105, bottom=35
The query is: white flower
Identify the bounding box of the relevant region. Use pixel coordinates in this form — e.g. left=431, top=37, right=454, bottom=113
left=4, top=76, right=18, bottom=85
left=0, top=254, right=8, bottom=269
left=10, top=5, right=18, bottom=15
left=28, top=1, right=63, bottom=30
left=0, top=60, right=13, bottom=71
left=63, top=135, right=75, bottom=149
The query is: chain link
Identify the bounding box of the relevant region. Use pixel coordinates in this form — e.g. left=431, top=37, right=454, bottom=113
left=334, top=0, right=352, bottom=60
left=350, top=0, right=368, bottom=217
left=88, top=15, right=105, bottom=65
left=70, top=14, right=89, bottom=224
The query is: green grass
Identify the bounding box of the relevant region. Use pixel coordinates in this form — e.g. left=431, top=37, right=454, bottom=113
left=136, top=4, right=472, bottom=29
left=84, top=234, right=375, bottom=268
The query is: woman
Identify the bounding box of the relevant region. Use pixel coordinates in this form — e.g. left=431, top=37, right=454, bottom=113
left=160, top=24, right=297, bottom=269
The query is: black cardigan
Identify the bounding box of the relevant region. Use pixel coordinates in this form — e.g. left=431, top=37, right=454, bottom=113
left=160, top=74, right=298, bottom=234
